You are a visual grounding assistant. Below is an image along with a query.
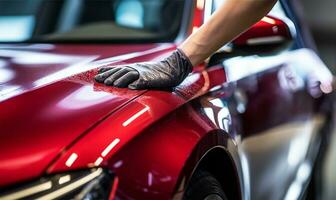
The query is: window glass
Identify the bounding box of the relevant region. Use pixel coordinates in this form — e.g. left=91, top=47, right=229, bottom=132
left=0, top=0, right=184, bottom=43
left=115, top=0, right=144, bottom=28
left=0, top=16, right=35, bottom=41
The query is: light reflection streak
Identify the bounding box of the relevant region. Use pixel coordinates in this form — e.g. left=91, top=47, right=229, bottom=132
left=210, top=98, right=224, bottom=107
left=58, top=85, right=112, bottom=110
left=192, top=26, right=199, bottom=34
left=0, top=50, right=78, bottom=65
left=204, top=108, right=215, bottom=125
left=0, top=44, right=54, bottom=50
left=113, top=160, right=123, bottom=168
left=205, top=98, right=230, bottom=132
left=94, top=157, right=104, bottom=166
left=247, top=36, right=285, bottom=45
left=261, top=16, right=276, bottom=24
left=0, top=68, right=14, bottom=83
left=224, top=49, right=333, bottom=86
left=0, top=85, right=22, bottom=102
left=36, top=168, right=103, bottom=200
left=65, top=153, right=78, bottom=167
left=148, top=172, right=153, bottom=187
left=160, top=176, right=172, bottom=182
left=179, top=73, right=201, bottom=88
left=0, top=85, right=20, bottom=96
left=122, top=106, right=149, bottom=127
left=197, top=0, right=205, bottom=10
left=94, top=44, right=173, bottom=64
left=240, top=151, right=251, bottom=200
left=94, top=138, right=120, bottom=166
left=234, top=90, right=247, bottom=114
left=284, top=162, right=311, bottom=200
left=101, top=138, right=120, bottom=157
left=209, top=85, right=221, bottom=92
left=287, top=129, right=311, bottom=167
left=33, top=56, right=98, bottom=87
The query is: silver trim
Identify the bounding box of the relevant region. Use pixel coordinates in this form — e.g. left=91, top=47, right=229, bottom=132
left=0, top=182, right=52, bottom=200
left=36, top=168, right=103, bottom=200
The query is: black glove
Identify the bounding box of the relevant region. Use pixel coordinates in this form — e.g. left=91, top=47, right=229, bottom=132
left=94, top=48, right=193, bottom=90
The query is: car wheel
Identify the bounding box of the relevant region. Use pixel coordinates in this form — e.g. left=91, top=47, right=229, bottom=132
left=184, top=170, right=228, bottom=200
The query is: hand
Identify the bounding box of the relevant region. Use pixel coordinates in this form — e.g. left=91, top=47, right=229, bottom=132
left=94, top=48, right=193, bottom=90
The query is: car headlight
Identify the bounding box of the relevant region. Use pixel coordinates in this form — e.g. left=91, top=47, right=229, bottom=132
left=0, top=168, right=117, bottom=200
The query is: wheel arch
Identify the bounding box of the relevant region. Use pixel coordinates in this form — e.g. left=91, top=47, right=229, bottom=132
left=103, top=103, right=244, bottom=199
left=172, top=130, right=243, bottom=200
left=196, top=147, right=242, bottom=200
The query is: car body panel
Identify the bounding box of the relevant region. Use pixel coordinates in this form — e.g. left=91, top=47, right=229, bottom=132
left=42, top=49, right=332, bottom=199
left=0, top=43, right=170, bottom=101
left=46, top=65, right=229, bottom=199
left=0, top=1, right=334, bottom=200
left=0, top=43, right=177, bottom=187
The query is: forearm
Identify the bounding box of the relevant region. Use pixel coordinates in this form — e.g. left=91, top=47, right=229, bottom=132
left=96, top=0, right=277, bottom=89
left=179, top=0, right=277, bottom=66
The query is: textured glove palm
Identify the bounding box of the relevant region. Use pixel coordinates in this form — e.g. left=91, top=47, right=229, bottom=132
left=95, top=49, right=193, bottom=90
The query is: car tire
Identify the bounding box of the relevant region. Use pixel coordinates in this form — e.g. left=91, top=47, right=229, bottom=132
left=184, top=170, right=228, bottom=200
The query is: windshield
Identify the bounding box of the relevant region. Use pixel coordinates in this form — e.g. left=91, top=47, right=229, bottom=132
left=0, top=0, right=184, bottom=43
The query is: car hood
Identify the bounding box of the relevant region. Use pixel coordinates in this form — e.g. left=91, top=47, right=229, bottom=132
left=0, top=43, right=175, bottom=186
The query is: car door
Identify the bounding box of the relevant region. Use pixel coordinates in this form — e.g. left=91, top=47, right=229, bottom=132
left=203, top=1, right=332, bottom=199
left=226, top=52, right=325, bottom=200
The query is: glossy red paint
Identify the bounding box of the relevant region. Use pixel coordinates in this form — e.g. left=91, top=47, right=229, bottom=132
left=233, top=15, right=292, bottom=46
left=0, top=43, right=169, bottom=102
left=0, top=43, right=177, bottom=187
left=46, top=67, right=225, bottom=173
left=109, top=177, right=119, bottom=200
left=46, top=65, right=228, bottom=199
left=191, top=0, right=205, bottom=33
left=0, top=1, right=334, bottom=200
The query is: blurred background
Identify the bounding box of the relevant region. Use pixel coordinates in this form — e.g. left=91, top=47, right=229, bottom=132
left=0, top=0, right=334, bottom=199
left=301, top=0, right=336, bottom=199
left=301, top=0, right=336, bottom=74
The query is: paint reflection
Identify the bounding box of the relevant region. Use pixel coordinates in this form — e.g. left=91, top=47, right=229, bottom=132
left=202, top=97, right=231, bottom=132
left=241, top=116, right=323, bottom=200
left=65, top=153, right=78, bottom=167
left=93, top=138, right=120, bottom=167
left=223, top=49, right=333, bottom=91
left=58, top=85, right=113, bottom=110
left=0, top=85, right=23, bottom=101
left=284, top=162, right=311, bottom=200
left=122, top=106, right=149, bottom=127
left=0, top=59, right=6, bottom=68
left=0, top=47, right=98, bottom=102
left=0, top=68, right=14, bottom=84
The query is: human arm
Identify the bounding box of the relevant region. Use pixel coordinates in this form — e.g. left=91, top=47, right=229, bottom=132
left=95, top=0, right=277, bottom=89
left=180, top=0, right=277, bottom=66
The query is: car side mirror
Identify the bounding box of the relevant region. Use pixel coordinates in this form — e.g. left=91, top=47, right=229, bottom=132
left=232, top=16, right=294, bottom=47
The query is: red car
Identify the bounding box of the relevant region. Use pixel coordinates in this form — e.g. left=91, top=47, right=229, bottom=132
left=0, top=0, right=334, bottom=199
